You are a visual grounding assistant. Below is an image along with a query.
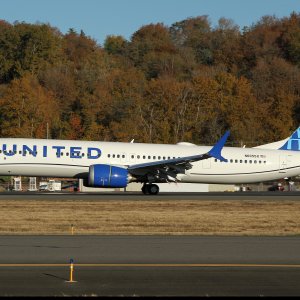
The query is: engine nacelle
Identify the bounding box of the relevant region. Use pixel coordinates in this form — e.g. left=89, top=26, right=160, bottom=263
left=88, top=164, right=129, bottom=188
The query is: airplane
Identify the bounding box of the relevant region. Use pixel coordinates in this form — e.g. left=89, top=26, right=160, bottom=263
left=0, top=127, right=300, bottom=195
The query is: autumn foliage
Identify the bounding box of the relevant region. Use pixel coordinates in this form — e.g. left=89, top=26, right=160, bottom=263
left=0, top=14, right=299, bottom=146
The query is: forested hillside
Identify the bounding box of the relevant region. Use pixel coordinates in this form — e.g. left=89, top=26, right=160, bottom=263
left=0, top=13, right=299, bottom=146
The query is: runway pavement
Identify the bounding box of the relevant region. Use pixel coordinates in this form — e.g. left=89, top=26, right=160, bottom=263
left=1, top=190, right=300, bottom=200
left=0, top=191, right=300, bottom=296
left=0, top=236, right=300, bottom=296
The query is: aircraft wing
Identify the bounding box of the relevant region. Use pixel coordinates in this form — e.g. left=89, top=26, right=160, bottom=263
left=128, top=131, right=230, bottom=178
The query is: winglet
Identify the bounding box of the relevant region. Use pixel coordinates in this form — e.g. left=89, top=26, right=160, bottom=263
left=208, top=130, right=230, bottom=162
left=279, top=127, right=300, bottom=151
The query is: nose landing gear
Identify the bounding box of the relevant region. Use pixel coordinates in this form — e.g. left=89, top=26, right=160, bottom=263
left=141, top=183, right=159, bottom=195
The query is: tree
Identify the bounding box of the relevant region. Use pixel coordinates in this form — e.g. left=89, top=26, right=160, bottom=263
left=0, top=15, right=299, bottom=145
left=0, top=74, right=60, bottom=138
left=104, top=35, right=128, bottom=56
left=210, top=18, right=241, bottom=72
left=239, top=15, right=283, bottom=74
left=81, top=67, right=146, bottom=142
left=191, top=72, right=265, bottom=145
left=278, top=12, right=300, bottom=66
left=128, top=23, right=186, bottom=78
left=251, top=57, right=300, bottom=140
left=140, top=77, right=193, bottom=143
left=170, top=16, right=213, bottom=65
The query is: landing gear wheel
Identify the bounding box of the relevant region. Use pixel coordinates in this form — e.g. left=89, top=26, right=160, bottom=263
left=148, top=184, right=159, bottom=195
left=141, top=184, right=159, bottom=195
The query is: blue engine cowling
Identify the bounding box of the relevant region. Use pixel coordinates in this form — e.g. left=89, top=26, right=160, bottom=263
left=88, top=164, right=129, bottom=188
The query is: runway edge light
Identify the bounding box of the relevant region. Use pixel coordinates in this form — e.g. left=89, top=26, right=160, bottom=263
left=66, top=258, right=77, bottom=283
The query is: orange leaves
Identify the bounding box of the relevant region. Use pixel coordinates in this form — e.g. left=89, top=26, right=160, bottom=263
left=0, top=74, right=60, bottom=138
left=66, top=114, right=84, bottom=140
left=0, top=14, right=300, bottom=145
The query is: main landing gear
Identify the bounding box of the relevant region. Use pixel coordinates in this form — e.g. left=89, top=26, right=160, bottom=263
left=141, top=183, right=159, bottom=195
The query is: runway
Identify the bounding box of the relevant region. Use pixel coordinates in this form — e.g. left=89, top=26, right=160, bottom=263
left=0, top=192, right=300, bottom=296
left=1, top=190, right=300, bottom=200
left=0, top=236, right=300, bottom=296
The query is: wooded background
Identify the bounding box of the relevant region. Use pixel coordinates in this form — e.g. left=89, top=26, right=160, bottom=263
left=0, top=13, right=299, bottom=146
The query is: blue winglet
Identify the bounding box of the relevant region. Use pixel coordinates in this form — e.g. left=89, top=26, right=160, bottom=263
left=208, top=130, right=230, bottom=162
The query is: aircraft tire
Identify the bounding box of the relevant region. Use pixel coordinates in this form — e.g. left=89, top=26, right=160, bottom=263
left=148, top=184, right=159, bottom=195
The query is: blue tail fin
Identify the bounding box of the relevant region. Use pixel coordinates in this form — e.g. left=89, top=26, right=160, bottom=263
left=279, top=127, right=300, bottom=151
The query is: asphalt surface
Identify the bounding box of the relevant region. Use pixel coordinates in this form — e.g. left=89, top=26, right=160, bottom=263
left=0, top=191, right=300, bottom=296
left=0, top=236, right=300, bottom=296
left=0, top=190, right=300, bottom=200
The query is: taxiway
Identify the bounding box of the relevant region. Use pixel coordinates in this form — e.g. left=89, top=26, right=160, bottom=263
left=0, top=236, right=300, bottom=296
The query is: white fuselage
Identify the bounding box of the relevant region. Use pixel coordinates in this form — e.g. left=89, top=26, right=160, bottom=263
left=0, top=138, right=299, bottom=184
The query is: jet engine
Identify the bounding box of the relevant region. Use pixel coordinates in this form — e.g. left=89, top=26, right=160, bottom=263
left=86, top=164, right=131, bottom=188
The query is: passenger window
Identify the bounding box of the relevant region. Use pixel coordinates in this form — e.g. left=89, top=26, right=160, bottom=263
left=230, top=159, right=233, bottom=163
left=245, top=160, right=247, bottom=163
left=240, top=160, right=243, bottom=163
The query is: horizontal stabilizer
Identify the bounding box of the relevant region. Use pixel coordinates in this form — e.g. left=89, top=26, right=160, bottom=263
left=208, top=130, right=230, bottom=162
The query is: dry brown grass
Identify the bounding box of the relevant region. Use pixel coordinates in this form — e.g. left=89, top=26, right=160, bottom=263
left=0, top=199, right=300, bottom=235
